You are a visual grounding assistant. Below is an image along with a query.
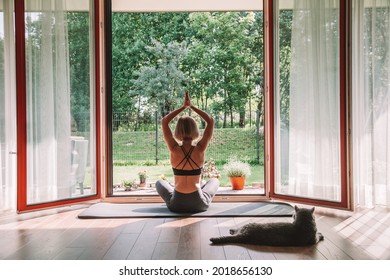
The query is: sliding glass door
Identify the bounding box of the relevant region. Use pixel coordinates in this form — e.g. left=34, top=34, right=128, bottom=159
left=273, top=0, right=348, bottom=207
left=16, top=0, right=100, bottom=211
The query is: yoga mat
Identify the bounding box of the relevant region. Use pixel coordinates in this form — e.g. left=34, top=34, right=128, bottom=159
left=78, top=201, right=294, bottom=219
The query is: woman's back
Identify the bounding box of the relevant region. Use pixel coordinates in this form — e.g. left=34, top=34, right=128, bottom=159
left=170, top=142, right=204, bottom=193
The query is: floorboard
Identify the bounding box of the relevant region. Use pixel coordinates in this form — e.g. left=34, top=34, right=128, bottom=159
left=103, top=233, right=139, bottom=260
left=0, top=205, right=388, bottom=260
left=127, top=218, right=164, bottom=260
left=199, top=218, right=226, bottom=260
left=176, top=218, right=202, bottom=259
left=215, top=218, right=251, bottom=260
left=152, top=242, right=179, bottom=260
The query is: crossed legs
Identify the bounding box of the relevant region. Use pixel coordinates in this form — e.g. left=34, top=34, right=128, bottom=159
left=155, top=178, right=219, bottom=212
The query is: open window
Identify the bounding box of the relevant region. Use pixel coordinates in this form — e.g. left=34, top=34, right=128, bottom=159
left=0, top=0, right=17, bottom=210
left=15, top=0, right=100, bottom=211
left=105, top=0, right=266, bottom=200
left=271, top=0, right=349, bottom=208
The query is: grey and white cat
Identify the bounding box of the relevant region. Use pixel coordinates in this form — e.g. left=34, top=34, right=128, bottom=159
left=210, top=206, right=324, bottom=246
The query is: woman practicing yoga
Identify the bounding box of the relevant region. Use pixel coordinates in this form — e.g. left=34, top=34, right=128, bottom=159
left=155, top=91, right=219, bottom=213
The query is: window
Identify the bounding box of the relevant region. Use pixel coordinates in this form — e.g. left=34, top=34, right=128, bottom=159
left=273, top=0, right=347, bottom=205
left=0, top=0, right=16, bottom=210
left=15, top=0, right=100, bottom=210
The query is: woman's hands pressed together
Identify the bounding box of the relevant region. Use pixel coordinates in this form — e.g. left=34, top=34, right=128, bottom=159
left=184, top=91, right=192, bottom=109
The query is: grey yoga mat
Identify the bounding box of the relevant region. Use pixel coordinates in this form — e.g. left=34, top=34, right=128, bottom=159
left=78, top=201, right=294, bottom=219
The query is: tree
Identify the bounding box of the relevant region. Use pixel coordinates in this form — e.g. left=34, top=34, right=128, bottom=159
left=186, top=12, right=260, bottom=127
left=110, top=11, right=264, bottom=129
left=130, top=39, right=188, bottom=118
left=112, top=12, right=190, bottom=113
left=68, top=12, right=91, bottom=132
left=278, top=10, right=293, bottom=127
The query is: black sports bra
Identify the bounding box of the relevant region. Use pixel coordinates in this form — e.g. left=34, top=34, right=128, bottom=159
left=172, top=146, right=203, bottom=176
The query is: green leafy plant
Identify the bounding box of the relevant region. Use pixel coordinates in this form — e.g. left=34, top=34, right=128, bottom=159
left=138, top=170, right=148, bottom=180
left=122, top=179, right=137, bottom=191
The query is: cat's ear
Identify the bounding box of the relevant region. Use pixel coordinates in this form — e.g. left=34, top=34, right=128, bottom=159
left=294, top=205, right=299, bottom=211
left=310, top=207, right=315, bottom=213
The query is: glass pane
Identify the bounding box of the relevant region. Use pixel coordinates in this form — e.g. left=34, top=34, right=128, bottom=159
left=274, top=0, right=341, bottom=202
left=110, top=7, right=265, bottom=196
left=0, top=0, right=16, bottom=210
left=25, top=0, right=96, bottom=204
left=352, top=0, right=390, bottom=207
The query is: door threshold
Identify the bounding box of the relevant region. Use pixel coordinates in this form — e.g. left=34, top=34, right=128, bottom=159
left=102, top=194, right=270, bottom=204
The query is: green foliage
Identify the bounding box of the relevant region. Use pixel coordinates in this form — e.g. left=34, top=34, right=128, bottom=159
left=130, top=39, right=188, bottom=117
left=183, top=12, right=262, bottom=127
left=278, top=10, right=293, bottom=126
left=111, top=13, right=190, bottom=116
left=122, top=179, right=138, bottom=191
left=111, top=12, right=265, bottom=128
left=68, top=12, right=91, bottom=132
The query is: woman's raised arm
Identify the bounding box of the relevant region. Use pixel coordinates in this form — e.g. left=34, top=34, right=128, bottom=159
left=188, top=94, right=214, bottom=151
left=161, top=94, right=189, bottom=150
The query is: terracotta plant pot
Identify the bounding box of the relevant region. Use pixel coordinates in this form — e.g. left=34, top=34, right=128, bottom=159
left=229, top=176, right=246, bottom=190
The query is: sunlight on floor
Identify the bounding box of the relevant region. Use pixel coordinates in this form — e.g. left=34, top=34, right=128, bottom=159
left=333, top=207, right=390, bottom=259
left=157, top=217, right=209, bottom=228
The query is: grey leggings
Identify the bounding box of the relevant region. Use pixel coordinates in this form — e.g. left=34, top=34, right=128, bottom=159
left=155, top=178, right=219, bottom=213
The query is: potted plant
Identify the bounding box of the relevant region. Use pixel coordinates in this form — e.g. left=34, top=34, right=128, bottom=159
left=138, top=170, right=147, bottom=187
left=122, top=179, right=137, bottom=191
left=223, top=158, right=251, bottom=190
left=202, top=160, right=221, bottom=180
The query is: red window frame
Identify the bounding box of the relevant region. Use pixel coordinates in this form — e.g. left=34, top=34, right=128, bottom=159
left=15, top=0, right=101, bottom=212
left=13, top=0, right=350, bottom=211
left=265, top=0, right=350, bottom=209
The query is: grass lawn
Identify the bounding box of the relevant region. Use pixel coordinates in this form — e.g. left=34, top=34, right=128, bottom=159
left=109, top=127, right=265, bottom=189
left=113, top=127, right=264, bottom=165
left=113, top=164, right=264, bottom=187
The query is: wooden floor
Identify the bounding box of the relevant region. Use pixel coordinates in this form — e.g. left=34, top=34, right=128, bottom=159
left=0, top=203, right=389, bottom=260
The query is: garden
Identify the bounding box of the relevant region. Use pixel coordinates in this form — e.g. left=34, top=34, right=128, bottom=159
left=112, top=124, right=264, bottom=194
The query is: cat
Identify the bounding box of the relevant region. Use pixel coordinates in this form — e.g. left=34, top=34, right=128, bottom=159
left=210, top=206, right=324, bottom=246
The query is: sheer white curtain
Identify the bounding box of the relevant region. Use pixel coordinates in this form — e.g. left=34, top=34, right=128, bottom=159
left=281, top=0, right=341, bottom=201
left=353, top=0, right=390, bottom=208
left=0, top=0, right=16, bottom=210
left=25, top=0, right=71, bottom=204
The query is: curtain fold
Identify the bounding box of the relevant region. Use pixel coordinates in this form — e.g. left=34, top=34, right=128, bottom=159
left=0, top=0, right=17, bottom=210
left=284, top=0, right=341, bottom=201
left=353, top=0, right=390, bottom=208
left=25, top=0, right=71, bottom=204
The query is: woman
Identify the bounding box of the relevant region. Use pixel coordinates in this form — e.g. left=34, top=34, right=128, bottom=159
left=156, top=91, right=219, bottom=213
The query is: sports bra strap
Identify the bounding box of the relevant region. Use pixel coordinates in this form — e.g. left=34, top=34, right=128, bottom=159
left=174, top=145, right=201, bottom=170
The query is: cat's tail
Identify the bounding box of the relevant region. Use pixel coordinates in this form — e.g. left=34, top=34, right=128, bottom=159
left=210, top=235, right=240, bottom=245
left=317, top=232, right=324, bottom=242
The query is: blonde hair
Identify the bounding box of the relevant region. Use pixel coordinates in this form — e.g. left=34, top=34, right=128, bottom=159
left=174, top=116, right=200, bottom=141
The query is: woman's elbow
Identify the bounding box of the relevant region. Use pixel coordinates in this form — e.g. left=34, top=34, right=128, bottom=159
left=208, top=117, right=215, bottom=127
left=161, top=117, right=169, bottom=126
